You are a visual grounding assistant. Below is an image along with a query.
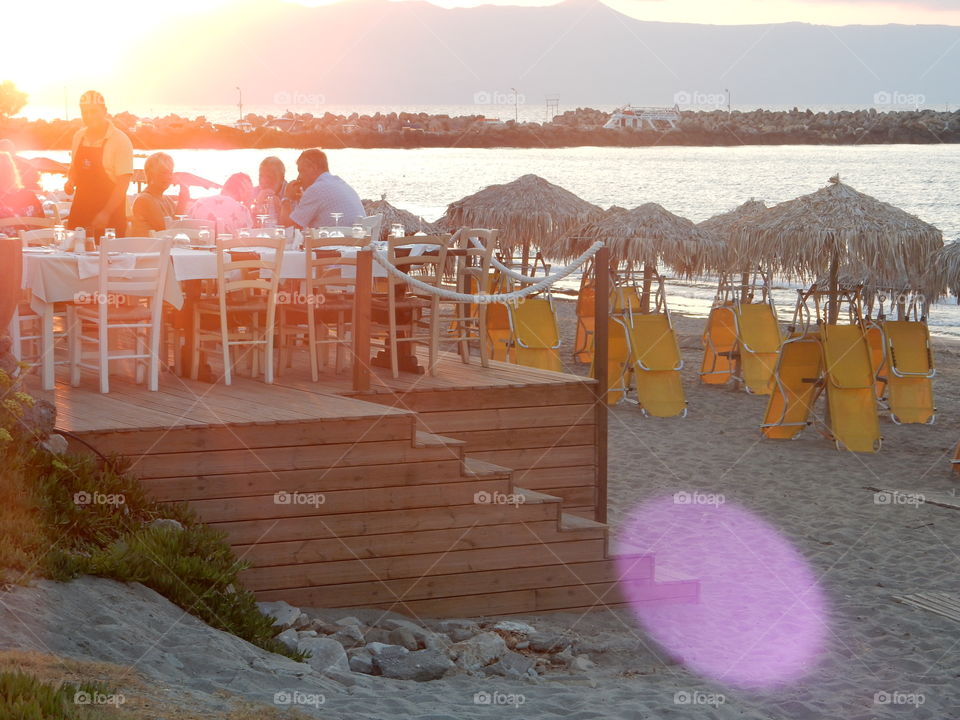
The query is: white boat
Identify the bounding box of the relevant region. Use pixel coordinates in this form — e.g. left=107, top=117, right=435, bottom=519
left=603, top=105, right=681, bottom=131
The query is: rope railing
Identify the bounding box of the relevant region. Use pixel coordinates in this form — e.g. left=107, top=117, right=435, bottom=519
left=364, top=241, right=604, bottom=305
left=470, top=237, right=551, bottom=284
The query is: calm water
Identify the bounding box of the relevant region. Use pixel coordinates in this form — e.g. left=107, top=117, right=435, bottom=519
left=24, top=144, right=960, bottom=337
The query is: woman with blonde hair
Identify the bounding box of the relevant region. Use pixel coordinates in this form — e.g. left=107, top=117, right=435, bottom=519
left=130, top=152, right=190, bottom=235
left=0, top=151, right=43, bottom=222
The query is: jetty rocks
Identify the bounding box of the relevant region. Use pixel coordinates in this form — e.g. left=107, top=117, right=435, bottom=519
left=5, top=106, right=959, bottom=151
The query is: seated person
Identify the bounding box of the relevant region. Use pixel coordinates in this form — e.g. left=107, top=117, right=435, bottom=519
left=130, top=152, right=190, bottom=236
left=0, top=151, right=43, bottom=222
left=189, top=173, right=253, bottom=236
left=254, top=155, right=286, bottom=221
left=0, top=139, right=41, bottom=191
left=281, top=149, right=364, bottom=230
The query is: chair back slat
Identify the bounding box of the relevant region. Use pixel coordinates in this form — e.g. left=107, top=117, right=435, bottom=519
left=387, top=235, right=450, bottom=289
left=214, top=235, right=285, bottom=304
left=20, top=228, right=56, bottom=246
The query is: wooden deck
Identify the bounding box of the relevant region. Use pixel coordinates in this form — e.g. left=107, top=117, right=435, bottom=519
left=39, top=352, right=698, bottom=617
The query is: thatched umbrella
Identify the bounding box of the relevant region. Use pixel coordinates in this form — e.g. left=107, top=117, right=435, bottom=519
left=561, top=203, right=722, bottom=311
left=933, top=240, right=960, bottom=302
left=440, top=174, right=600, bottom=266
left=734, top=176, right=943, bottom=322
left=698, top=199, right=769, bottom=301
left=362, top=196, right=439, bottom=240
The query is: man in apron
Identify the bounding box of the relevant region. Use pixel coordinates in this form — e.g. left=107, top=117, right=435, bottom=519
left=65, top=91, right=133, bottom=239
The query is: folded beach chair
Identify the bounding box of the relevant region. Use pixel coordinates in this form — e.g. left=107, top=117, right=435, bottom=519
left=822, top=324, right=881, bottom=453
left=761, top=333, right=824, bottom=440
left=590, top=316, right=632, bottom=404
left=574, top=282, right=595, bottom=364
left=508, top=296, right=563, bottom=372
left=735, top=302, right=782, bottom=394
left=882, top=320, right=935, bottom=424
left=484, top=303, right=512, bottom=362
left=627, top=313, right=686, bottom=417
left=862, top=319, right=888, bottom=400
left=700, top=302, right=737, bottom=385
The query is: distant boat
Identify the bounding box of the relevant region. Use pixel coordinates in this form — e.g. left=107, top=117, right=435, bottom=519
left=604, top=105, right=680, bottom=131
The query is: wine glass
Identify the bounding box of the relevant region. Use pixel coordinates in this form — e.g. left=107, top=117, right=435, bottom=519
left=255, top=213, right=269, bottom=228
left=103, top=227, right=116, bottom=242
left=330, top=212, right=343, bottom=227
left=391, top=223, right=404, bottom=239
left=197, top=228, right=212, bottom=246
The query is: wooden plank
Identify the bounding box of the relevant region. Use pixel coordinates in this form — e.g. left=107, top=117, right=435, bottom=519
left=352, top=249, right=372, bottom=392
left=141, top=458, right=472, bottom=503
left=510, top=466, right=595, bottom=488
left=240, top=538, right=607, bottom=591
left=468, top=445, right=595, bottom=471
left=412, top=404, right=595, bottom=434
left=256, top=558, right=651, bottom=607
left=213, top=501, right=560, bottom=545
left=443, top=425, right=595, bottom=453
left=538, top=486, right=596, bottom=508
left=80, top=415, right=415, bottom=457
left=133, top=437, right=465, bottom=479
left=363, top=384, right=595, bottom=413
left=190, top=478, right=511, bottom=523
left=236, top=519, right=603, bottom=568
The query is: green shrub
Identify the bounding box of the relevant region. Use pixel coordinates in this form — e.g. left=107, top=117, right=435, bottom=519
left=0, top=671, right=119, bottom=719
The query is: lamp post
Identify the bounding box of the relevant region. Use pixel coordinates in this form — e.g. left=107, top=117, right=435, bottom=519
left=236, top=86, right=243, bottom=125
left=511, top=87, right=519, bottom=124
left=725, top=88, right=731, bottom=114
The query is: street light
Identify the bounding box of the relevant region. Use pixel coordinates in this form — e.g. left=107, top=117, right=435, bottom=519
left=511, top=87, right=519, bottom=124
left=725, top=88, right=731, bottom=113
left=236, top=86, right=243, bottom=124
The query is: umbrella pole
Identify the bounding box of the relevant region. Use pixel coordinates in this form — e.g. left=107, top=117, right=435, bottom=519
left=641, top=262, right=653, bottom=314
left=740, top=267, right=750, bottom=303
left=594, top=245, right=609, bottom=524
left=827, top=251, right=840, bottom=325
left=521, top=240, right=531, bottom=276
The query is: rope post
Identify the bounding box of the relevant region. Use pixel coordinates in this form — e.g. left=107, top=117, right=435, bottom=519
left=594, top=245, right=609, bottom=525
left=352, top=249, right=372, bottom=392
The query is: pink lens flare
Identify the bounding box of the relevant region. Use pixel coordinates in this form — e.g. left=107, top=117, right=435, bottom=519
left=615, top=495, right=828, bottom=689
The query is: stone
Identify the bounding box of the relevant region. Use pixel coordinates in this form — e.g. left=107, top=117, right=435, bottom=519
left=332, top=625, right=365, bottom=650
left=292, top=612, right=313, bottom=630
left=449, top=627, right=476, bottom=643
left=20, top=397, right=56, bottom=438
left=422, top=632, right=452, bottom=653
left=485, top=650, right=536, bottom=679
left=39, top=433, right=68, bottom=455
left=528, top=632, right=573, bottom=654
left=149, top=518, right=183, bottom=532
left=362, top=627, right=393, bottom=645
left=275, top=628, right=299, bottom=651
left=309, top=619, right=340, bottom=635
left=347, top=648, right=375, bottom=674
left=431, top=619, right=481, bottom=635
left=297, top=637, right=350, bottom=673
left=297, top=630, right=318, bottom=639
left=492, top=620, right=536, bottom=635
left=335, top=616, right=363, bottom=628
left=571, top=654, right=596, bottom=672
left=388, top=627, right=421, bottom=651
left=365, top=642, right=408, bottom=658
left=375, top=648, right=453, bottom=682
left=0, top=336, right=17, bottom=375
left=257, top=600, right=301, bottom=631
left=449, top=632, right=507, bottom=671
left=515, top=640, right=530, bottom=650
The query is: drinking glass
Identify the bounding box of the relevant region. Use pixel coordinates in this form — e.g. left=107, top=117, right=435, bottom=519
left=238, top=228, right=251, bottom=239
left=391, top=223, right=404, bottom=238
left=197, top=228, right=212, bottom=245
left=103, top=228, right=116, bottom=242
left=351, top=223, right=365, bottom=239
left=330, top=212, right=343, bottom=227
left=256, top=214, right=269, bottom=228
left=174, top=232, right=191, bottom=248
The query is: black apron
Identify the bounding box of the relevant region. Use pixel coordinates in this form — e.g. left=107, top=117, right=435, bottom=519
left=69, top=139, right=127, bottom=238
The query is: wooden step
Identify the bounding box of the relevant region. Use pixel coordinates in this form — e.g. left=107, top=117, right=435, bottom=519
left=413, top=430, right=465, bottom=450
left=512, top=487, right=563, bottom=504
left=558, top=512, right=607, bottom=534
left=462, top=457, right=513, bottom=479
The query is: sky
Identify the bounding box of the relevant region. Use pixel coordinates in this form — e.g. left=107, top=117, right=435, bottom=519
left=5, top=0, right=960, bottom=110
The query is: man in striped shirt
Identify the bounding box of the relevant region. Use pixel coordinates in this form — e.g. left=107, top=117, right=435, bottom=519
left=282, top=149, right=364, bottom=230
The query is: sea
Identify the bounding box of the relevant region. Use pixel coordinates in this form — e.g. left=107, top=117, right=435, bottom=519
left=20, top=125, right=960, bottom=340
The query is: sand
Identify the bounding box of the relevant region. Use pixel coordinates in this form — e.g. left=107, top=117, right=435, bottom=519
left=2, top=301, right=960, bottom=719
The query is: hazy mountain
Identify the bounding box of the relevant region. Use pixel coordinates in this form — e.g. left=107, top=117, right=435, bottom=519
left=136, top=0, right=960, bottom=110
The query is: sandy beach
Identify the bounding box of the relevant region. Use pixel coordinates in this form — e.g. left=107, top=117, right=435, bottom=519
left=3, top=300, right=959, bottom=719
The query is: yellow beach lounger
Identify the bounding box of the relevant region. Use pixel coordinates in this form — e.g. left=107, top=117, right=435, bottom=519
left=574, top=282, right=595, bottom=364
left=591, top=316, right=632, bottom=404
left=484, top=303, right=512, bottom=362
left=823, top=324, right=881, bottom=453
left=761, top=334, right=824, bottom=440
left=862, top=320, right=887, bottom=400
left=627, top=313, right=686, bottom=417
left=883, top=320, right=936, bottom=424
left=509, top=297, right=563, bottom=372
left=700, top=303, right=737, bottom=385
left=736, top=302, right=782, bottom=394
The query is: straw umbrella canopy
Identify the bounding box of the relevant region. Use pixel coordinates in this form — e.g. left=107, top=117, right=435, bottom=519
left=362, top=196, right=439, bottom=240
left=933, top=240, right=960, bottom=301
left=697, top=199, right=768, bottom=273
left=733, top=176, right=944, bottom=320
left=440, top=174, right=601, bottom=261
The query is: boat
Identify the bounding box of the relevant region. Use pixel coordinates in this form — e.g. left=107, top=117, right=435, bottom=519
left=603, top=105, right=681, bottom=131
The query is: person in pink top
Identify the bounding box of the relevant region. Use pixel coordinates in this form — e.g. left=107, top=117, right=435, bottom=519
left=188, top=173, right=253, bottom=235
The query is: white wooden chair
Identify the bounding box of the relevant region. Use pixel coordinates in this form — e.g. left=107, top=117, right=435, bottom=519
left=19, top=228, right=56, bottom=247
left=68, top=237, right=173, bottom=393
left=191, top=236, right=284, bottom=385
left=444, top=228, right=497, bottom=367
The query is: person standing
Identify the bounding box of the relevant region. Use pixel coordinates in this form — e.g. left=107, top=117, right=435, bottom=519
left=65, top=91, right=133, bottom=238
